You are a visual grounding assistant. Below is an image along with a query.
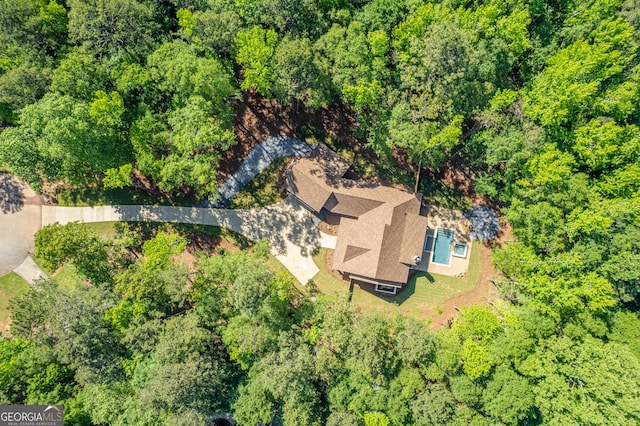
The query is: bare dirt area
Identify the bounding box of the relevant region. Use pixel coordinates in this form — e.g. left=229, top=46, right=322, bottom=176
left=0, top=319, right=10, bottom=336
left=426, top=218, right=514, bottom=330
left=317, top=212, right=340, bottom=236
left=217, top=90, right=365, bottom=183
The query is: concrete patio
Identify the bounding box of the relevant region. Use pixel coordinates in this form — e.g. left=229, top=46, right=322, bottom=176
left=415, top=206, right=473, bottom=277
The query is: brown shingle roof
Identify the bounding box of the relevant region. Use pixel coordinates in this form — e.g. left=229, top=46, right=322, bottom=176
left=284, top=144, right=428, bottom=285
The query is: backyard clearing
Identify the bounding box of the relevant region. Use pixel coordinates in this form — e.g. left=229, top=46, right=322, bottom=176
left=307, top=245, right=485, bottom=321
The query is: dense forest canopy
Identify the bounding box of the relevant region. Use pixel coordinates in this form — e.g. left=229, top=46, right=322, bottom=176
left=1, top=0, right=639, bottom=425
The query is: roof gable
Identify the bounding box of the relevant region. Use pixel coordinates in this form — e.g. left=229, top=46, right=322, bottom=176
left=344, top=245, right=371, bottom=262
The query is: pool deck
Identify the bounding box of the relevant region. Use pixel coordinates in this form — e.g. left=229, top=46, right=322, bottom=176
left=413, top=206, right=473, bottom=277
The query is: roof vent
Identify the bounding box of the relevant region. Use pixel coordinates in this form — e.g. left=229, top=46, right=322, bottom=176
left=413, top=256, right=421, bottom=265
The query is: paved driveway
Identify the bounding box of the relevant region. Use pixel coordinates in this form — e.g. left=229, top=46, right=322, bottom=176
left=0, top=132, right=330, bottom=285
left=0, top=174, right=42, bottom=280
left=198, top=136, right=312, bottom=208
left=42, top=196, right=335, bottom=284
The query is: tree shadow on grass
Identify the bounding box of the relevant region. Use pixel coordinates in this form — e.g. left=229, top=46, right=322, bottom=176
left=353, top=271, right=437, bottom=306
left=388, top=271, right=435, bottom=306
left=110, top=196, right=322, bottom=258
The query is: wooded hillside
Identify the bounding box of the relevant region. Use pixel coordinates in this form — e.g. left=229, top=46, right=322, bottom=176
left=0, top=0, right=639, bottom=425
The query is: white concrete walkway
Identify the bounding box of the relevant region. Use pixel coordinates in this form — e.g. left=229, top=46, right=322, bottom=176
left=14, top=256, right=47, bottom=286
left=42, top=196, right=332, bottom=284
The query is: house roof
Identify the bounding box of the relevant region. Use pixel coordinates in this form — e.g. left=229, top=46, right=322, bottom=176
left=285, top=144, right=428, bottom=284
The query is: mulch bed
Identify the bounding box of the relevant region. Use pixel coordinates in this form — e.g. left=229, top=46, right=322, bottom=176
left=324, top=249, right=349, bottom=283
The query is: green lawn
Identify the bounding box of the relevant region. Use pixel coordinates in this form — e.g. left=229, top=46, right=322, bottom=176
left=85, top=222, right=118, bottom=238
left=51, top=263, right=87, bottom=292
left=227, top=157, right=290, bottom=209
left=31, top=254, right=85, bottom=292
left=56, top=186, right=193, bottom=207
left=308, top=244, right=482, bottom=316
left=0, top=273, right=31, bottom=326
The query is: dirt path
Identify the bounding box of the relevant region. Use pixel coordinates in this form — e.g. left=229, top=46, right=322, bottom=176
left=427, top=243, right=499, bottom=330
left=427, top=219, right=513, bottom=330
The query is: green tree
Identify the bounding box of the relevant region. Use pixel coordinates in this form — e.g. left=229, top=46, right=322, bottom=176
left=35, top=222, right=113, bottom=285
left=523, top=18, right=637, bottom=128
left=0, top=93, right=131, bottom=189
left=233, top=26, right=279, bottom=96
left=0, top=63, right=50, bottom=118
left=233, top=334, right=322, bottom=426
left=273, top=36, right=331, bottom=108
left=191, top=8, right=242, bottom=55
left=147, top=40, right=237, bottom=110
left=573, top=119, right=640, bottom=171
left=482, top=365, right=536, bottom=424
left=50, top=48, right=109, bottom=100
left=68, top=0, right=160, bottom=59
left=137, top=314, right=239, bottom=418
left=131, top=97, right=235, bottom=198
left=141, top=231, right=187, bottom=270
left=362, top=411, right=389, bottom=426
left=410, top=384, right=457, bottom=426
left=522, top=336, right=640, bottom=424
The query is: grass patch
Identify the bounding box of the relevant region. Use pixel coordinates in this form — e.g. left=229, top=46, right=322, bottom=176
left=57, top=186, right=193, bottom=207
left=308, top=244, right=482, bottom=317
left=0, top=273, right=31, bottom=325
left=262, top=254, right=292, bottom=278
left=297, top=125, right=414, bottom=188
left=85, top=222, right=117, bottom=239
left=51, top=263, right=86, bottom=292
left=307, top=250, right=352, bottom=299
left=227, top=157, right=290, bottom=209
left=30, top=255, right=86, bottom=292
left=420, top=179, right=473, bottom=211
left=83, top=221, right=253, bottom=250
left=31, top=255, right=53, bottom=276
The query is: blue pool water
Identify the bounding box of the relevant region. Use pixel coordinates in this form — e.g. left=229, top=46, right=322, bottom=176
left=432, top=228, right=454, bottom=265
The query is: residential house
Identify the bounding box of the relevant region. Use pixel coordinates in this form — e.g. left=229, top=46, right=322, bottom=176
left=284, top=143, right=428, bottom=294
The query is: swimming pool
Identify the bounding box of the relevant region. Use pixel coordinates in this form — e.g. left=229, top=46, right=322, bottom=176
left=432, top=227, right=454, bottom=265
left=453, top=242, right=467, bottom=258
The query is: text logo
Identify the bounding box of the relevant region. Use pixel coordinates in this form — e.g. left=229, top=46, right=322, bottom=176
left=0, top=405, right=63, bottom=426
